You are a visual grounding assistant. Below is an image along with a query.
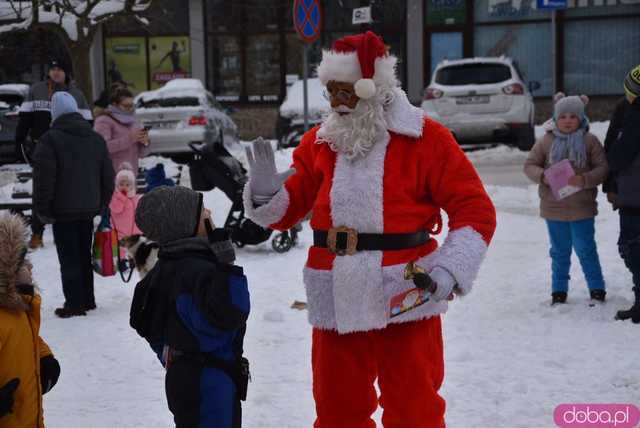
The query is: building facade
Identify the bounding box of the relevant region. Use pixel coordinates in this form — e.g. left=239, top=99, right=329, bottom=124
left=3, top=1, right=637, bottom=136
left=199, top=0, right=640, bottom=131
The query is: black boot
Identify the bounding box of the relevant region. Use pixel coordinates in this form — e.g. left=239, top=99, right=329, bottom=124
left=54, top=307, right=87, bottom=318
left=615, top=287, right=640, bottom=324
left=551, top=291, right=567, bottom=305
left=589, top=289, right=606, bottom=302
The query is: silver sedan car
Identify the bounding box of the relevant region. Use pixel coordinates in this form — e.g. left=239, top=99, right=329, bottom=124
left=134, top=79, right=238, bottom=163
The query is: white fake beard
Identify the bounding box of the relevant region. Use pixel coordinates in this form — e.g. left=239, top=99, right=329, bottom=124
left=316, top=90, right=391, bottom=161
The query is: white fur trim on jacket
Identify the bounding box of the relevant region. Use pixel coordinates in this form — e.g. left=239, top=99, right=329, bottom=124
left=416, top=226, right=488, bottom=296
left=303, top=264, right=449, bottom=332
left=385, top=88, right=425, bottom=138
left=242, top=183, right=290, bottom=228
left=316, top=50, right=398, bottom=89
left=327, top=129, right=389, bottom=333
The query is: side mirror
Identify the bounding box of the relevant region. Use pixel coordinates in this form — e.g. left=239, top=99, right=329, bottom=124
left=528, top=81, right=541, bottom=92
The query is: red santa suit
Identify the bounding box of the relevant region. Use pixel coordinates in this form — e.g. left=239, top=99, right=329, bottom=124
left=244, top=32, right=496, bottom=428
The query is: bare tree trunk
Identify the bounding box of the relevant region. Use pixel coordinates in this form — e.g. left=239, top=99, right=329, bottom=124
left=69, top=43, right=94, bottom=101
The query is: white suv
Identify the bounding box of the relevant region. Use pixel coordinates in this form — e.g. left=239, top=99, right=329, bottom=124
left=422, top=57, right=539, bottom=151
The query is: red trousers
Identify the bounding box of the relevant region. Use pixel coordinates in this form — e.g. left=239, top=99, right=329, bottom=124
left=312, top=317, right=445, bottom=428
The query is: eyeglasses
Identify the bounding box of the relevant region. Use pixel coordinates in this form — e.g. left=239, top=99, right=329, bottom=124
left=323, top=87, right=358, bottom=105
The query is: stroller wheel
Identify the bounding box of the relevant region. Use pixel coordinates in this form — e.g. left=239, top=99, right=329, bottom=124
left=272, top=232, right=293, bottom=253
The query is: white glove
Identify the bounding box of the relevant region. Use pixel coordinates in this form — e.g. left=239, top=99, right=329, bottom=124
left=429, top=267, right=456, bottom=302
left=245, top=137, right=296, bottom=200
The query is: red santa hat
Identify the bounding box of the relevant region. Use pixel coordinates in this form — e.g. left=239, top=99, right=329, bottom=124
left=316, top=31, right=398, bottom=100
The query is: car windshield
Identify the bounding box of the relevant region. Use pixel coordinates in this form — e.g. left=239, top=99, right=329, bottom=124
left=136, top=96, right=200, bottom=108
left=435, top=63, right=512, bottom=85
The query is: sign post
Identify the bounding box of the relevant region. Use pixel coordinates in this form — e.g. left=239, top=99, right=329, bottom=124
left=537, top=0, right=567, bottom=94
left=293, top=0, right=322, bottom=132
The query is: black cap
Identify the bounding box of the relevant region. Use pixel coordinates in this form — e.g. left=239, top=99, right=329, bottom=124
left=48, top=59, right=68, bottom=74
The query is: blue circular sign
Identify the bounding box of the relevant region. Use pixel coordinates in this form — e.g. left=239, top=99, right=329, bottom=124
left=293, top=0, right=322, bottom=43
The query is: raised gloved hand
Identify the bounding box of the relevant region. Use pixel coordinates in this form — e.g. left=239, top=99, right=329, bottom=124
left=0, top=378, right=20, bottom=417
left=429, top=267, right=457, bottom=302
left=245, top=137, right=295, bottom=201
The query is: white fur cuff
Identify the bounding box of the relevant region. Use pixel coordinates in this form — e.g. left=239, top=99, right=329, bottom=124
left=242, top=183, right=290, bottom=228
left=418, top=226, right=488, bottom=296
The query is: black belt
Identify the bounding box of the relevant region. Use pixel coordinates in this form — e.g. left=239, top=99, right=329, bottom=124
left=314, top=227, right=429, bottom=256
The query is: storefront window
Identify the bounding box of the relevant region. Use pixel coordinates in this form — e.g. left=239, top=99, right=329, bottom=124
left=211, top=36, right=242, bottom=101
left=474, top=23, right=552, bottom=95
left=244, top=0, right=281, bottom=31
left=380, top=1, right=408, bottom=28
left=246, top=34, right=281, bottom=101
left=431, top=32, right=463, bottom=74
left=205, top=0, right=408, bottom=102
left=208, top=1, right=242, bottom=32
left=564, top=1, right=640, bottom=18
left=426, top=0, right=466, bottom=26
left=564, top=17, right=640, bottom=95
left=475, top=0, right=549, bottom=23
left=286, top=34, right=305, bottom=82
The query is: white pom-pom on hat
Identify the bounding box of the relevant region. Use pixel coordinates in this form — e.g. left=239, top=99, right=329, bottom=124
left=354, top=78, right=376, bottom=99
left=579, top=95, right=589, bottom=106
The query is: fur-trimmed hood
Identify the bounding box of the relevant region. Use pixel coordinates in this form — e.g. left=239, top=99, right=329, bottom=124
left=0, top=214, right=29, bottom=311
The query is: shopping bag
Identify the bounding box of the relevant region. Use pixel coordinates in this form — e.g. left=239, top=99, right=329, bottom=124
left=92, top=213, right=118, bottom=277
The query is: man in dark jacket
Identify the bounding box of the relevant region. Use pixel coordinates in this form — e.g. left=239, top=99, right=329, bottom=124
left=32, top=92, right=115, bottom=318
left=16, top=59, right=93, bottom=249
left=608, top=64, right=640, bottom=324
left=133, top=186, right=250, bottom=428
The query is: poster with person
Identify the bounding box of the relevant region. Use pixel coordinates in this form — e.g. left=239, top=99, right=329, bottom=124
left=104, top=37, right=148, bottom=93
left=149, top=36, right=191, bottom=89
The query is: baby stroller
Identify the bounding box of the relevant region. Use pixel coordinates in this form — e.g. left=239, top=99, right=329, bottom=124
left=188, top=140, right=299, bottom=253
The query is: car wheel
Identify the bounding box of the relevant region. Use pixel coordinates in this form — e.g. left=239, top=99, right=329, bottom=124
left=515, top=124, right=535, bottom=151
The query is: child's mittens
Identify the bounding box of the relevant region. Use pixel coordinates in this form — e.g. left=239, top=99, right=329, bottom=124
left=0, top=378, right=20, bottom=417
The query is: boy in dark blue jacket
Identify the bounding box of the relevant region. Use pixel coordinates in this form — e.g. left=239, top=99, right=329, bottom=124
left=132, top=185, right=250, bottom=427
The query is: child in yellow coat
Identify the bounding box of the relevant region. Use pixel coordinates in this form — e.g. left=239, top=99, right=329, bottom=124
left=0, top=214, right=60, bottom=427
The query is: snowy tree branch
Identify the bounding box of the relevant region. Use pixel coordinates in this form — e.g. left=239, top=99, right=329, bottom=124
left=0, top=0, right=153, bottom=41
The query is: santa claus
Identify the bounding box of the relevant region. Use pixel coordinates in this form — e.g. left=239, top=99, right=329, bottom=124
left=244, top=31, right=496, bottom=428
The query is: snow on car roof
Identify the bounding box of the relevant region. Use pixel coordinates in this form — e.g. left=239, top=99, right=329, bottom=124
left=0, top=84, right=29, bottom=96
left=436, top=56, right=514, bottom=69
left=279, top=78, right=330, bottom=119
left=134, top=79, right=207, bottom=104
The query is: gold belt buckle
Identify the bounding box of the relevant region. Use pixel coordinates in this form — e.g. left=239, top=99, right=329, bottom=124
left=327, top=226, right=358, bottom=256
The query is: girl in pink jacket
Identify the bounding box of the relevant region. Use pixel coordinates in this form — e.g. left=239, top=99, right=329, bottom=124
left=109, top=165, right=142, bottom=239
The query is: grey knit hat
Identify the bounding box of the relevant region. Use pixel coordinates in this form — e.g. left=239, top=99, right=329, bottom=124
left=135, top=186, right=203, bottom=244
left=553, top=92, right=589, bottom=119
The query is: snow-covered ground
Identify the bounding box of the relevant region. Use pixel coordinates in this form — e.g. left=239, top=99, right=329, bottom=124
left=3, top=122, right=639, bottom=427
